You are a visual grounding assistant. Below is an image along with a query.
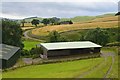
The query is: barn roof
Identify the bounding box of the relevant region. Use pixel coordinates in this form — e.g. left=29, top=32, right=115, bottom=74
left=0, top=44, right=20, bottom=60
left=39, top=41, right=102, bottom=50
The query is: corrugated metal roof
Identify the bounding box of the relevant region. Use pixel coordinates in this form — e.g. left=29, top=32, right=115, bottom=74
left=0, top=44, right=20, bottom=60
left=39, top=41, right=102, bottom=50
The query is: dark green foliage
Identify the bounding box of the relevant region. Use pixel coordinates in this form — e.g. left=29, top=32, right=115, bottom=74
left=2, top=19, right=24, bottom=48
left=30, top=47, right=43, bottom=58
left=59, top=36, right=68, bottom=42
left=59, top=20, right=73, bottom=25
left=69, top=20, right=73, bottom=24
left=117, top=27, right=120, bottom=42
left=48, top=31, right=69, bottom=42
left=105, top=28, right=119, bottom=42
left=31, top=19, right=39, bottom=27
left=42, top=18, right=50, bottom=26
left=49, top=17, right=60, bottom=25
left=48, top=31, right=60, bottom=42
left=49, top=18, right=55, bottom=25
left=20, top=49, right=30, bottom=56
left=21, top=19, right=25, bottom=27
left=21, top=47, right=43, bottom=58
left=84, top=28, right=109, bottom=46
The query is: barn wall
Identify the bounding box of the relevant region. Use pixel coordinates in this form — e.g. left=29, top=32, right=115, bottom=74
left=41, top=45, right=48, bottom=59
left=0, top=59, right=6, bottom=69
left=93, top=48, right=101, bottom=53
left=6, top=50, right=20, bottom=68
left=47, top=48, right=91, bottom=57
left=70, top=48, right=91, bottom=55
left=47, top=50, right=70, bottom=57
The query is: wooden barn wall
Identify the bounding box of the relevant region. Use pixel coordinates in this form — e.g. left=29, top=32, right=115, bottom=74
left=0, top=59, right=6, bottom=69
left=6, top=50, right=20, bottom=68
left=70, top=48, right=91, bottom=55
left=47, top=50, right=70, bottom=57
left=47, top=48, right=91, bottom=57
left=93, top=48, right=101, bottom=53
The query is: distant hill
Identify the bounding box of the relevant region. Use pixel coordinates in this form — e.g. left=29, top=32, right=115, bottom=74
left=61, top=16, right=96, bottom=22
left=61, top=13, right=115, bottom=22
left=20, top=13, right=116, bottom=23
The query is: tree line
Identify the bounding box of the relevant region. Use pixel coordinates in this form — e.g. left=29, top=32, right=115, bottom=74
left=22, top=17, right=73, bottom=27
left=47, top=28, right=119, bottom=46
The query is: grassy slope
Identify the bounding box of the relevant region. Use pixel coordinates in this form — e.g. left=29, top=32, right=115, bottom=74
left=23, top=40, right=40, bottom=50
left=3, top=47, right=118, bottom=78
left=3, top=58, right=104, bottom=78
left=84, top=57, right=112, bottom=78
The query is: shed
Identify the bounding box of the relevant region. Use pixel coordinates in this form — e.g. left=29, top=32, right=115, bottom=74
left=0, top=44, right=20, bottom=69
left=38, top=41, right=102, bottom=59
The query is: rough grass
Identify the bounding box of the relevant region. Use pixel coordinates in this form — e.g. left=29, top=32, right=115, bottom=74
left=2, top=57, right=104, bottom=78
left=23, top=40, right=40, bottom=50
left=2, top=47, right=118, bottom=78
left=84, top=57, right=112, bottom=78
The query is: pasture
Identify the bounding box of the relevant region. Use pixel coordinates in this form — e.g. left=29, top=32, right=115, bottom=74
left=2, top=47, right=118, bottom=78
left=3, top=57, right=104, bottom=78
left=23, top=39, right=40, bottom=50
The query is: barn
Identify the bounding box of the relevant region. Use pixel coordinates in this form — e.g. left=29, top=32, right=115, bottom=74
left=38, top=41, right=102, bottom=59
left=0, top=44, right=20, bottom=69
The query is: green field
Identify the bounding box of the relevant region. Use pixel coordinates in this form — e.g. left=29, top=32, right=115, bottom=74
left=3, top=57, right=104, bottom=78
left=2, top=47, right=118, bottom=78
left=23, top=39, right=40, bottom=50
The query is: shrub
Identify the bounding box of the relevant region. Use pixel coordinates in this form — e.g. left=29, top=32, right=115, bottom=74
left=20, top=49, right=30, bottom=57
left=29, top=47, right=43, bottom=58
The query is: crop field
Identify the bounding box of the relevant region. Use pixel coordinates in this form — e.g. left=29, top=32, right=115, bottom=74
left=32, top=21, right=118, bottom=36
left=2, top=47, right=118, bottom=78
left=31, top=16, right=118, bottom=36
left=88, top=16, right=118, bottom=22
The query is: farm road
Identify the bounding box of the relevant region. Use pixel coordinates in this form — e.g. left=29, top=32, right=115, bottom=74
left=77, top=51, right=115, bottom=78
left=23, top=30, right=43, bottom=42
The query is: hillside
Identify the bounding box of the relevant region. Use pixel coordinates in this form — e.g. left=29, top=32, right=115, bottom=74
left=21, top=13, right=116, bottom=23
left=31, top=16, right=118, bottom=36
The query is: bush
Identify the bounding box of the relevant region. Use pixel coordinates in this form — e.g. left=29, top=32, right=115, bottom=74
left=29, top=47, right=43, bottom=58
left=20, top=49, right=30, bottom=57
left=21, top=47, right=43, bottom=58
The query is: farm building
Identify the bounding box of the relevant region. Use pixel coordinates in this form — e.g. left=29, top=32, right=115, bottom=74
left=0, top=44, right=20, bottom=69
left=38, top=41, right=102, bottom=59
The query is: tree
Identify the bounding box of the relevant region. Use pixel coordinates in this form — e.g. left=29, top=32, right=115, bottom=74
left=31, top=19, right=39, bottom=27
left=69, top=20, right=73, bottom=24
left=21, top=19, right=25, bottom=27
left=84, top=28, right=109, bottom=46
left=49, top=18, right=55, bottom=25
left=42, top=18, right=50, bottom=26
left=48, top=31, right=60, bottom=42
left=2, top=19, right=24, bottom=48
